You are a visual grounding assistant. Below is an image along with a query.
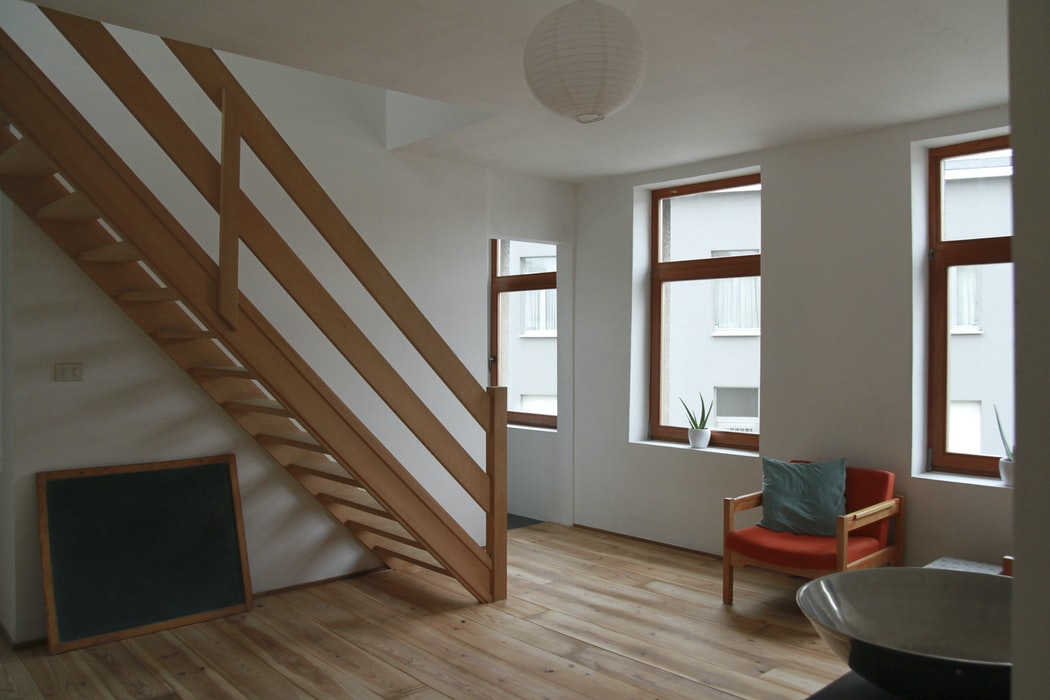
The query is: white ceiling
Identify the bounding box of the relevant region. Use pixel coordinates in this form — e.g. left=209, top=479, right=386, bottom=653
left=25, top=0, right=1009, bottom=183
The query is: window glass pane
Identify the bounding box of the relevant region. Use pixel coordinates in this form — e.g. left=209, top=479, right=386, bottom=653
left=713, top=387, right=759, bottom=433
left=945, top=263, right=1014, bottom=457
left=521, top=255, right=556, bottom=274
left=659, top=184, right=761, bottom=262
left=949, top=266, right=981, bottom=332
left=521, top=288, right=557, bottom=334
left=498, top=290, right=557, bottom=415
left=941, top=148, right=1012, bottom=242
left=661, top=280, right=760, bottom=432
left=497, top=241, right=558, bottom=275
left=521, top=395, right=557, bottom=414
left=947, top=400, right=982, bottom=454
left=712, top=250, right=760, bottom=331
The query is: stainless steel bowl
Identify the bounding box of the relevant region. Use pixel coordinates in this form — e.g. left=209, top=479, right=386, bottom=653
left=797, top=567, right=1011, bottom=699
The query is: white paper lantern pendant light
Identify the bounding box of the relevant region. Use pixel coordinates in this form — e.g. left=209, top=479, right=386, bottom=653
left=523, top=0, right=646, bottom=124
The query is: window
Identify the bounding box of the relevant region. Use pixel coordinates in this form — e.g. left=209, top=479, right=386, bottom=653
left=713, top=386, right=760, bottom=432
left=650, top=173, right=761, bottom=449
left=713, top=250, right=760, bottom=333
left=490, top=240, right=557, bottom=428
left=927, top=136, right=1013, bottom=476
left=520, top=256, right=557, bottom=335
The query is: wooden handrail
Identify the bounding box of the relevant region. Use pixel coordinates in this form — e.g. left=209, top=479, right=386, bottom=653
left=165, top=38, right=491, bottom=429
left=0, top=15, right=506, bottom=602
left=42, top=10, right=492, bottom=509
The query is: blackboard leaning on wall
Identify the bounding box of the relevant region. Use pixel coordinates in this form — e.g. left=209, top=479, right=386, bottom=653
left=37, top=454, right=253, bottom=653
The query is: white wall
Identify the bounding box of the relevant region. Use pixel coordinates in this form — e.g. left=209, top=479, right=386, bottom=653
left=574, top=106, right=1014, bottom=564
left=3, top=208, right=375, bottom=643
left=488, top=174, right=576, bottom=525
left=0, top=5, right=575, bottom=643
left=1009, top=0, right=1050, bottom=695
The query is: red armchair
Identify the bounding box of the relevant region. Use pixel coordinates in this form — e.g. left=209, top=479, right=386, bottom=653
left=722, top=466, right=904, bottom=604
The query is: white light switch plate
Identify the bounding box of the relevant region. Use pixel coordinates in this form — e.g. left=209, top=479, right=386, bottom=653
left=54, top=363, right=83, bottom=382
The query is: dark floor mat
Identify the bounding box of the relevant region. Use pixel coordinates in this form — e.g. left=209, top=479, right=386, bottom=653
left=507, top=513, right=543, bottom=530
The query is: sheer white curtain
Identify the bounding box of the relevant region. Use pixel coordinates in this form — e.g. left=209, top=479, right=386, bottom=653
left=950, top=265, right=980, bottom=330
left=712, top=250, right=760, bottom=330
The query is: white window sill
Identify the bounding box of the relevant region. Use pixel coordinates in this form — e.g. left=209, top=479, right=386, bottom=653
left=633, top=438, right=758, bottom=458
left=950, top=327, right=984, bottom=335
left=912, top=470, right=1009, bottom=489
left=508, top=423, right=558, bottom=434
left=519, top=330, right=557, bottom=338
left=711, top=329, right=760, bottom=337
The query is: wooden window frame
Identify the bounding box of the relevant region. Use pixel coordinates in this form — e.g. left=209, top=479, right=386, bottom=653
left=927, top=135, right=1011, bottom=476
left=489, top=240, right=558, bottom=429
left=649, top=173, right=761, bottom=450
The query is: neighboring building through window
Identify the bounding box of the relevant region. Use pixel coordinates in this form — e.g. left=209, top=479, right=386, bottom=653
left=927, top=136, right=1013, bottom=476
left=490, top=240, right=558, bottom=428
left=649, top=173, right=761, bottom=450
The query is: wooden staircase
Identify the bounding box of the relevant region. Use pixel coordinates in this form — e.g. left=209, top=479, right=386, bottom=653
left=0, top=9, right=506, bottom=603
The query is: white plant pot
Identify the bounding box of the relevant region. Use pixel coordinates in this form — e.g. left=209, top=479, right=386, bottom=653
left=688, top=428, right=711, bottom=449
left=999, top=458, right=1014, bottom=487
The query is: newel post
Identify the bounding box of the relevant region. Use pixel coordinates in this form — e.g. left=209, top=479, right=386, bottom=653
left=486, top=385, right=508, bottom=601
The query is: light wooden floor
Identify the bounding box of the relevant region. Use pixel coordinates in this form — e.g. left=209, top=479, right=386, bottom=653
left=2, top=523, right=847, bottom=699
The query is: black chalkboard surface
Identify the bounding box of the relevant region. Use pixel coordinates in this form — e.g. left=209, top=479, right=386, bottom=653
left=37, top=455, right=253, bottom=653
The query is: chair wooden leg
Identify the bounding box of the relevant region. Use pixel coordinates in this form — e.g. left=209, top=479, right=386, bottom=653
left=722, top=555, right=734, bottom=604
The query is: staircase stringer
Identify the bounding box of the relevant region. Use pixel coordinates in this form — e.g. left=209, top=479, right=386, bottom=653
left=39, top=11, right=492, bottom=510
left=0, top=21, right=505, bottom=603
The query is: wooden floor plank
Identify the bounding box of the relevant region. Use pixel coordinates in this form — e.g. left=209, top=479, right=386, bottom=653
left=217, top=613, right=384, bottom=699
left=80, top=641, right=178, bottom=699
left=534, top=606, right=809, bottom=699
left=252, top=595, right=428, bottom=698
left=124, top=633, right=250, bottom=700
left=10, top=523, right=847, bottom=699
left=423, top=609, right=647, bottom=700
left=19, top=644, right=118, bottom=700
left=169, top=619, right=313, bottom=700
left=0, top=640, right=45, bottom=700
left=444, top=599, right=718, bottom=700
left=310, top=581, right=592, bottom=700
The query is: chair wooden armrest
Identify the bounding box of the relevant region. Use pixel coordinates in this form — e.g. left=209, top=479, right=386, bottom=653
left=835, top=495, right=904, bottom=570
left=723, top=491, right=763, bottom=542
left=840, top=496, right=902, bottom=532
left=725, top=490, right=763, bottom=516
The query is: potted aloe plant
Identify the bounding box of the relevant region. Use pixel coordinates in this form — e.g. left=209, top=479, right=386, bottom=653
left=680, top=393, right=714, bottom=448
left=994, top=404, right=1015, bottom=487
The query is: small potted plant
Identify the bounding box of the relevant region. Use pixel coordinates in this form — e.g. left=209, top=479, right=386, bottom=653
left=994, top=404, right=1014, bottom=487
left=680, top=393, right=714, bottom=448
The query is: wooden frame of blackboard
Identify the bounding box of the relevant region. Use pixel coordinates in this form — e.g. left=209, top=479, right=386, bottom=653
left=37, top=454, right=253, bottom=653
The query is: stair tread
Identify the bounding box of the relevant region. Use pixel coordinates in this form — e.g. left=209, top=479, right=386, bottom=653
left=78, top=241, right=141, bottom=263
left=118, top=288, right=180, bottom=302
left=373, top=545, right=447, bottom=575
left=35, top=191, right=97, bottom=221
left=287, top=463, right=361, bottom=489
left=258, top=431, right=327, bottom=452
left=152, top=329, right=216, bottom=340
left=192, top=365, right=255, bottom=378
left=0, top=138, right=56, bottom=177
left=317, top=491, right=392, bottom=520
left=225, top=398, right=290, bottom=416
left=345, top=520, right=422, bottom=550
